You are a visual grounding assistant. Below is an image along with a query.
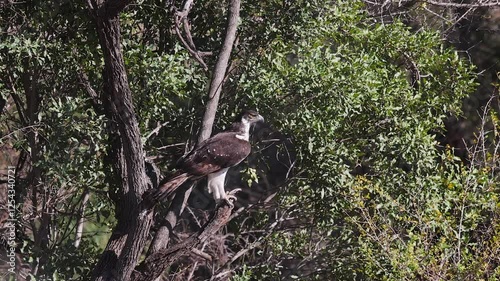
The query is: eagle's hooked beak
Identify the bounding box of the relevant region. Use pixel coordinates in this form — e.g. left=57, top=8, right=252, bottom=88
left=256, top=114, right=265, bottom=123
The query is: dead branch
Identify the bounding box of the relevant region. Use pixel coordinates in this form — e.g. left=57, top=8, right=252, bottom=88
left=191, top=248, right=213, bottom=261
left=74, top=189, right=90, bottom=248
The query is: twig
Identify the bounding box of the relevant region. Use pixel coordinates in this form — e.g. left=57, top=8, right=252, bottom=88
left=191, top=248, right=212, bottom=261
left=144, top=121, right=170, bottom=141
left=425, top=0, right=500, bottom=8
left=156, top=142, right=186, bottom=150
left=174, top=0, right=209, bottom=70
left=0, top=124, right=42, bottom=142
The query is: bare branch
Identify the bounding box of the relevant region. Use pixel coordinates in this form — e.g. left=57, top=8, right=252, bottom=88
left=174, top=20, right=209, bottom=70
left=144, top=121, right=170, bottom=141
left=425, top=0, right=500, bottom=8
left=191, top=248, right=212, bottom=261
left=197, top=0, right=241, bottom=144
left=74, top=190, right=90, bottom=248
left=178, top=0, right=194, bottom=18
left=174, top=0, right=209, bottom=71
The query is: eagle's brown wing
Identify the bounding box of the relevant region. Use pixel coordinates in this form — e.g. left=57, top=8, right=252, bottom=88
left=177, top=132, right=251, bottom=176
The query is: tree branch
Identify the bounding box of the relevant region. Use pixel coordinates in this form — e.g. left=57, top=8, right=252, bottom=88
left=174, top=20, right=209, bottom=70
left=74, top=189, right=90, bottom=248
left=131, top=202, right=233, bottom=281
left=174, top=0, right=209, bottom=70
left=145, top=183, right=194, bottom=256
left=425, top=0, right=500, bottom=8
left=197, top=0, right=241, bottom=144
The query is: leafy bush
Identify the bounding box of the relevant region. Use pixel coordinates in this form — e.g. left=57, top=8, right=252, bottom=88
left=235, top=1, right=498, bottom=279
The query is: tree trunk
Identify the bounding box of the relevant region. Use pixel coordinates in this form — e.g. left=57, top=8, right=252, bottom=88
left=87, top=1, right=154, bottom=280
left=87, top=0, right=242, bottom=279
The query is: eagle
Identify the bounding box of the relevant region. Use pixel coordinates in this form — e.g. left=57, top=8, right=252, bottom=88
left=145, top=110, right=264, bottom=206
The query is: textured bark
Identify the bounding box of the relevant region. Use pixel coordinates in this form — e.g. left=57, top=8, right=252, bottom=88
left=87, top=0, right=242, bottom=279
left=146, top=184, right=194, bottom=256
left=87, top=0, right=154, bottom=280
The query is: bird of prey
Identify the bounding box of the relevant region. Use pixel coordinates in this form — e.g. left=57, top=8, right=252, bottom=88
left=145, top=110, right=264, bottom=206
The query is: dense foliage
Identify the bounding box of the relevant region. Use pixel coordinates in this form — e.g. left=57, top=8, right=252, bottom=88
left=0, top=0, right=498, bottom=280
left=235, top=2, right=499, bottom=279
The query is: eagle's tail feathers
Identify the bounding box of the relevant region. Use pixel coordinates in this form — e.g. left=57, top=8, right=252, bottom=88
left=143, top=172, right=190, bottom=206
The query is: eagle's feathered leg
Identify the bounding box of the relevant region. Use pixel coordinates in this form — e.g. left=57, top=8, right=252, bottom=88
left=207, top=168, right=243, bottom=207
left=207, top=168, right=228, bottom=201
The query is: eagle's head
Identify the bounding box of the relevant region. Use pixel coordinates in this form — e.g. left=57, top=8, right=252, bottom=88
left=229, top=110, right=264, bottom=137
left=237, top=110, right=264, bottom=125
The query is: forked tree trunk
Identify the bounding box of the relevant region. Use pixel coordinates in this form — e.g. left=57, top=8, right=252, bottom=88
left=87, top=0, right=242, bottom=280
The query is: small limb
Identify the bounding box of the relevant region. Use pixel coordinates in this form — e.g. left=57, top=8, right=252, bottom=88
left=223, top=188, right=242, bottom=207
